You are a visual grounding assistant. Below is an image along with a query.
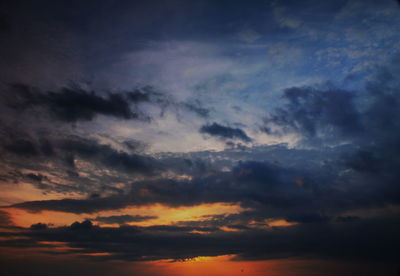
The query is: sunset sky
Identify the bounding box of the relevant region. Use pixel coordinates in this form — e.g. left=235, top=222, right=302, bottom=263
left=1, top=0, right=400, bottom=275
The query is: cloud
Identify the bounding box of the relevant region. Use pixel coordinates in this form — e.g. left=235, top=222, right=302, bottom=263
left=181, top=101, right=210, bottom=118
left=59, top=136, right=162, bottom=175
left=70, top=219, right=94, bottom=230
left=25, top=173, right=47, bottom=182
left=4, top=158, right=306, bottom=213
left=10, top=197, right=132, bottom=214
left=263, top=85, right=362, bottom=143
left=126, top=90, right=151, bottom=103
left=4, top=130, right=400, bottom=225
left=2, top=156, right=334, bottom=216
left=6, top=141, right=398, bottom=217
left=93, top=215, right=157, bottom=225
left=1, top=216, right=399, bottom=264
left=200, top=123, right=252, bottom=142
left=237, top=28, right=262, bottom=43
left=1, top=134, right=163, bottom=190
left=4, top=139, right=38, bottom=156
left=30, top=222, right=48, bottom=230
left=257, top=55, right=400, bottom=215
left=0, top=210, right=12, bottom=227
left=6, top=83, right=145, bottom=123
left=285, top=212, right=331, bottom=224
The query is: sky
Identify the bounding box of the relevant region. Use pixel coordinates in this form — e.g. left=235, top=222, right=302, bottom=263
left=1, top=0, right=400, bottom=275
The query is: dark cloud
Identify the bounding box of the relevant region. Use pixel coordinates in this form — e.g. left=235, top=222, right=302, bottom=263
left=1, top=134, right=163, bottom=191
left=59, top=137, right=162, bottom=175
left=335, top=216, right=360, bottom=223
left=182, top=101, right=210, bottom=118
left=5, top=133, right=399, bottom=222
left=2, top=158, right=296, bottom=213
left=200, top=122, right=252, bottom=142
left=285, top=212, right=331, bottom=224
left=4, top=139, right=38, bottom=157
left=1, top=82, right=211, bottom=137
left=93, top=215, right=157, bottom=225
left=7, top=83, right=144, bottom=122
left=144, top=225, right=219, bottom=233
left=25, top=173, right=46, bottom=182
left=342, top=150, right=382, bottom=173
left=122, top=139, right=145, bottom=151
left=30, top=223, right=48, bottom=230
left=174, top=212, right=259, bottom=230
left=10, top=196, right=131, bottom=214
left=39, top=138, right=55, bottom=156
left=0, top=217, right=399, bottom=264
left=225, top=141, right=248, bottom=150
left=126, top=87, right=170, bottom=113
left=4, top=157, right=331, bottom=215
left=256, top=56, right=400, bottom=215
left=264, top=56, right=400, bottom=150
left=263, top=85, right=362, bottom=143
left=70, top=219, right=93, bottom=230
left=126, top=90, right=151, bottom=103
left=3, top=138, right=53, bottom=158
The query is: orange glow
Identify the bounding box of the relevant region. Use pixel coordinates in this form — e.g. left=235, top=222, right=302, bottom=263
left=0, top=182, right=83, bottom=206
left=95, top=202, right=248, bottom=227
left=79, top=252, right=113, bottom=257
left=188, top=230, right=213, bottom=234
left=38, top=241, right=81, bottom=252
left=266, top=219, right=298, bottom=227
left=143, top=255, right=298, bottom=276
left=5, top=202, right=248, bottom=228
left=220, top=226, right=242, bottom=232
left=6, top=208, right=84, bottom=228
left=118, top=202, right=248, bottom=227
